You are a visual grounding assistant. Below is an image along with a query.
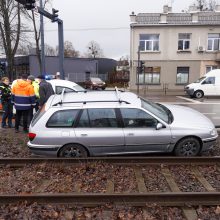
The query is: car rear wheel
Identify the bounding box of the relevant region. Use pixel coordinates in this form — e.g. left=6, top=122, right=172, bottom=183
left=59, top=144, right=88, bottom=158
left=194, top=90, right=204, bottom=99
left=174, top=137, right=201, bottom=156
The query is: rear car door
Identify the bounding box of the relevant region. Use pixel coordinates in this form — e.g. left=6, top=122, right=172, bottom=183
left=120, top=108, right=172, bottom=154
left=74, top=108, right=125, bottom=155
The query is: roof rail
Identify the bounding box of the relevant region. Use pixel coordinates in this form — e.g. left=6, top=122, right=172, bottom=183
left=52, top=100, right=130, bottom=107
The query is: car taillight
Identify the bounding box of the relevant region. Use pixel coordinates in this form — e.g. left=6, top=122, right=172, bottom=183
left=28, top=133, right=36, bottom=141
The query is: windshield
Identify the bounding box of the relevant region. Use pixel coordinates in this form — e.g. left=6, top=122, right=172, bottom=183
left=141, top=98, right=172, bottom=124
left=195, top=77, right=206, bottom=83
left=73, top=84, right=85, bottom=92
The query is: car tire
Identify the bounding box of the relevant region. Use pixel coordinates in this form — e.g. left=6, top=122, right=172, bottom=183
left=102, top=87, right=105, bottom=90
left=58, top=144, right=88, bottom=158
left=174, top=137, right=201, bottom=156
left=194, top=90, right=204, bottom=99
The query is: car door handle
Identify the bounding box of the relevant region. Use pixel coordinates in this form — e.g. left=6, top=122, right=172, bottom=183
left=81, top=134, right=88, bottom=137
left=128, top=133, right=134, bottom=136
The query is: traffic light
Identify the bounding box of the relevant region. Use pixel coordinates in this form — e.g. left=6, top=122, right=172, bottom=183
left=25, top=0, right=36, bottom=10
left=139, top=61, right=145, bottom=73
left=52, top=8, right=59, bottom=22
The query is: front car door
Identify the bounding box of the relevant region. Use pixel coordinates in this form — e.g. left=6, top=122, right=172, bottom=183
left=201, top=77, right=216, bottom=95
left=120, top=108, right=172, bottom=154
left=74, top=108, right=125, bottom=156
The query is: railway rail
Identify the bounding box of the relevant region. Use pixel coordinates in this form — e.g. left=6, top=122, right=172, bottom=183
left=0, top=156, right=220, bottom=166
left=0, top=157, right=219, bottom=219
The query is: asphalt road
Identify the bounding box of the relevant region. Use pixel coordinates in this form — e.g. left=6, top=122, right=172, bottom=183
left=140, top=94, right=220, bottom=128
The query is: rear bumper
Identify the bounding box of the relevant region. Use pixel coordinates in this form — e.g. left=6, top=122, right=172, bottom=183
left=28, top=141, right=60, bottom=157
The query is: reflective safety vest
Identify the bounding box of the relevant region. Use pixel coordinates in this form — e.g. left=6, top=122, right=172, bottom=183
left=12, top=79, right=36, bottom=110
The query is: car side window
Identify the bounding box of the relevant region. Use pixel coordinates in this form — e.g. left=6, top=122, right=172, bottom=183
left=77, top=110, right=90, bottom=128
left=47, top=110, right=79, bottom=127
left=56, top=86, right=74, bottom=94
left=88, top=108, right=118, bottom=128
left=202, top=77, right=215, bottom=85
left=121, top=108, right=157, bottom=128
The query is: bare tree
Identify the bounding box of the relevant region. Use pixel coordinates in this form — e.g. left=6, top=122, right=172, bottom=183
left=193, top=0, right=216, bottom=11
left=86, top=40, right=104, bottom=58
left=63, top=41, right=79, bottom=57
left=44, top=43, right=56, bottom=56
left=0, top=0, right=21, bottom=80
left=24, top=0, right=52, bottom=73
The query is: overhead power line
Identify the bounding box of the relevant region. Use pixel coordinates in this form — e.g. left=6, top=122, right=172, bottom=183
left=21, top=27, right=129, bottom=33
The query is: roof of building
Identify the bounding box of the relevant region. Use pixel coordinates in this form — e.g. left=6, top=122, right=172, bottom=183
left=132, top=11, right=220, bottom=26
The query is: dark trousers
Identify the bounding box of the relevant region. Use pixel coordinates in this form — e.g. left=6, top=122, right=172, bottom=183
left=1, top=102, right=13, bottom=127
left=28, top=102, right=39, bottom=126
left=15, top=109, right=29, bottom=131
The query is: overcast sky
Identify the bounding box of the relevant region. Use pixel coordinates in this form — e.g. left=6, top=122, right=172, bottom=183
left=43, top=0, right=197, bottom=59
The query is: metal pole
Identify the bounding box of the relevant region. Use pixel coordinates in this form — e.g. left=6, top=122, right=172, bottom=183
left=137, top=46, right=140, bottom=94
left=58, top=20, right=65, bottom=80
left=40, top=0, right=46, bottom=75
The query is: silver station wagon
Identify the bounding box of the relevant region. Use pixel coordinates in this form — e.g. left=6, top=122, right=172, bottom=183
left=28, top=90, right=218, bottom=157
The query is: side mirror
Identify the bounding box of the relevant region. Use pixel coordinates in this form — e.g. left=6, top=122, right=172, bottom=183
left=156, top=123, right=163, bottom=130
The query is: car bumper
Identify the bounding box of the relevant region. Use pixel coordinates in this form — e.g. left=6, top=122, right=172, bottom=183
left=184, top=88, right=194, bottom=96
left=201, top=136, right=218, bottom=152
left=28, top=141, right=60, bottom=157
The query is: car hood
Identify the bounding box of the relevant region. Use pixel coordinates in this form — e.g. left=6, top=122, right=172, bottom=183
left=163, top=104, right=215, bottom=130
left=186, top=83, right=198, bottom=88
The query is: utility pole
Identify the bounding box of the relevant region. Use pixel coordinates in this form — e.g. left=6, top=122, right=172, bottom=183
left=40, top=0, right=46, bottom=75
left=58, top=20, right=64, bottom=80
left=137, top=46, right=140, bottom=94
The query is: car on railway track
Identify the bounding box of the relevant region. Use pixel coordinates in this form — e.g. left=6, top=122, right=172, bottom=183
left=27, top=89, right=218, bottom=157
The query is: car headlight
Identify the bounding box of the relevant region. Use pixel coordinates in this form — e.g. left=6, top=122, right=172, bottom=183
left=210, top=128, right=217, bottom=136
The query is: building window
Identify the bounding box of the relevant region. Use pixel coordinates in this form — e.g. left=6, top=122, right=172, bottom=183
left=206, top=65, right=217, bottom=73
left=207, top=34, right=220, bottom=51
left=178, top=33, right=191, bottom=50
left=139, top=34, right=159, bottom=51
left=177, top=67, right=189, bottom=84
left=138, top=67, right=160, bottom=84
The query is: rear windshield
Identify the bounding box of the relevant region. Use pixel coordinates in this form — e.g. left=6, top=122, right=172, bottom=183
left=31, top=105, right=46, bottom=126
left=91, top=77, right=103, bottom=82
left=73, top=84, right=85, bottom=92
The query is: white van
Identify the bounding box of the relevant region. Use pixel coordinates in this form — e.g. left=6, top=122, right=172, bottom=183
left=185, top=69, right=220, bottom=98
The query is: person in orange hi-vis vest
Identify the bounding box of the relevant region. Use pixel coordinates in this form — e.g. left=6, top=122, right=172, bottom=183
left=12, top=74, right=36, bottom=133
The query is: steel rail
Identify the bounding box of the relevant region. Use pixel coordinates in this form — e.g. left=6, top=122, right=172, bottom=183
left=0, top=192, right=220, bottom=206
left=0, top=157, right=219, bottom=166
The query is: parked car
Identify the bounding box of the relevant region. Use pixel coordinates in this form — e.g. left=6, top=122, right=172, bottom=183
left=28, top=90, right=218, bottom=158
left=84, top=77, right=106, bottom=90
left=185, top=69, right=220, bottom=98
left=48, top=79, right=85, bottom=94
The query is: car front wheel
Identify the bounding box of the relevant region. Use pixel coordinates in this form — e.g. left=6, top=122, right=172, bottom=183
left=194, top=90, right=204, bottom=99
left=58, top=144, right=88, bottom=158
left=174, top=137, right=201, bottom=156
